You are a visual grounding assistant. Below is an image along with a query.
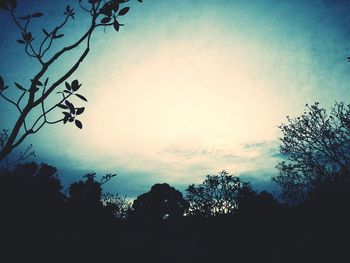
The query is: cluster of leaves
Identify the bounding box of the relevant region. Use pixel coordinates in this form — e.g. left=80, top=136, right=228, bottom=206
left=101, top=173, right=117, bottom=184
left=97, top=0, right=129, bottom=31
left=58, top=80, right=87, bottom=129
left=63, top=5, right=75, bottom=19
left=273, top=102, right=350, bottom=204
left=16, top=12, right=44, bottom=44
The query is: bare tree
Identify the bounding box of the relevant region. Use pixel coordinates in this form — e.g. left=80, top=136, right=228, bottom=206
left=186, top=171, right=254, bottom=217
left=272, top=102, right=350, bottom=204
left=0, top=0, right=142, bottom=161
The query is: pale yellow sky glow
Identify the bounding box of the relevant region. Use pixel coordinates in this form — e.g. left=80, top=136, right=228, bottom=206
left=71, top=36, right=288, bottom=182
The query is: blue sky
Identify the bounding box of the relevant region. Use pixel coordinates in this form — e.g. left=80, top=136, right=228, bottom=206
left=1, top=0, right=350, bottom=198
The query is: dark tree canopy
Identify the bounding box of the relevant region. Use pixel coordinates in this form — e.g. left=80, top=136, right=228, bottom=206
left=0, top=161, right=63, bottom=207
left=132, top=183, right=189, bottom=221
left=186, top=170, right=254, bottom=217
left=273, top=102, right=350, bottom=204
left=68, top=173, right=102, bottom=207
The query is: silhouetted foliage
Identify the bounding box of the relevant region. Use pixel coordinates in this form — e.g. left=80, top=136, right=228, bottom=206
left=0, top=162, right=66, bottom=262
left=0, top=162, right=64, bottom=207
left=102, top=192, right=132, bottom=220
left=0, top=0, right=142, bottom=161
left=132, top=183, right=189, bottom=221
left=186, top=171, right=255, bottom=217
left=1, top=161, right=350, bottom=263
left=68, top=173, right=102, bottom=206
left=273, top=102, right=350, bottom=204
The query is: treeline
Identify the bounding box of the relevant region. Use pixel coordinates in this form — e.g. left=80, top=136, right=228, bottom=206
left=1, top=101, right=350, bottom=262
left=0, top=162, right=349, bottom=263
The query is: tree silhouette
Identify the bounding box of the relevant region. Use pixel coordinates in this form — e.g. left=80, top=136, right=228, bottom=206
left=67, top=172, right=116, bottom=212
left=0, top=162, right=66, bottom=261
left=273, top=102, right=350, bottom=204
left=68, top=173, right=102, bottom=206
left=0, top=162, right=64, bottom=208
left=0, top=0, right=142, bottom=161
left=0, top=162, right=123, bottom=261
left=186, top=170, right=254, bottom=217
left=132, top=183, right=189, bottom=221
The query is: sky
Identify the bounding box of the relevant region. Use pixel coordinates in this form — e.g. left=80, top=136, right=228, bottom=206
left=1, top=0, right=350, bottom=198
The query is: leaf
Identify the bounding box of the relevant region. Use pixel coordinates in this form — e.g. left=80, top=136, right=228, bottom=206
left=17, top=39, right=25, bottom=44
left=63, top=115, right=69, bottom=124
left=32, top=12, right=43, bottom=18
left=42, top=29, right=49, bottom=36
left=65, top=81, right=71, bottom=91
left=76, top=107, right=85, bottom=115
left=44, top=77, right=49, bottom=86
left=118, top=7, right=129, bottom=16
left=111, top=1, right=119, bottom=12
left=75, top=120, right=83, bottom=129
left=14, top=82, right=26, bottom=91
left=62, top=112, right=70, bottom=124
left=100, top=3, right=113, bottom=17
left=71, top=79, right=80, bottom=91
left=55, top=34, right=64, bottom=39
left=75, top=94, right=88, bottom=102
left=101, top=17, right=111, bottom=23
left=113, top=20, right=120, bottom=31
left=57, top=104, right=68, bottom=110
left=65, top=100, right=75, bottom=114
